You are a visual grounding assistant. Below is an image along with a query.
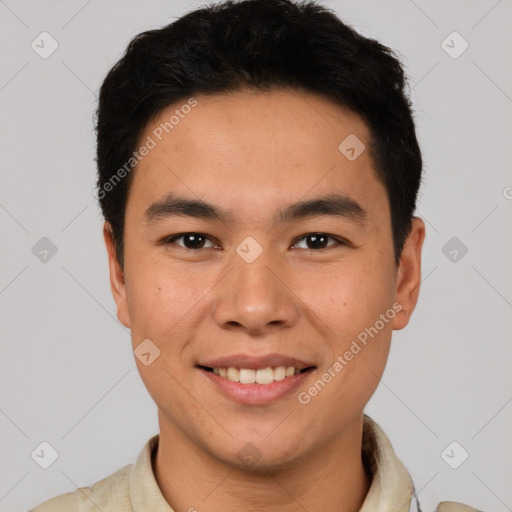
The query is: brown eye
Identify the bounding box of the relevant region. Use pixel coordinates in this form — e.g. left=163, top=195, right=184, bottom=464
left=165, top=233, right=217, bottom=249
left=293, top=233, right=345, bottom=250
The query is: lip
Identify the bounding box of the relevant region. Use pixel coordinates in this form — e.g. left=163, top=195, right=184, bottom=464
left=196, top=353, right=317, bottom=406
left=198, top=353, right=315, bottom=371
left=199, top=366, right=316, bottom=405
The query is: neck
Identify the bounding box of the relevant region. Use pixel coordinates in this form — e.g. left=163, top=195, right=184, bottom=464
left=153, top=415, right=371, bottom=512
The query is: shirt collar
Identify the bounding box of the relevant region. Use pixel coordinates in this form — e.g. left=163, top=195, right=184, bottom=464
left=129, top=433, right=172, bottom=511
left=360, top=414, right=417, bottom=512
left=129, top=415, right=416, bottom=512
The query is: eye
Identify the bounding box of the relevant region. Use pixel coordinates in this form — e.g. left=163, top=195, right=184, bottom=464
left=162, top=232, right=349, bottom=251
left=163, top=232, right=219, bottom=250
left=292, top=233, right=347, bottom=250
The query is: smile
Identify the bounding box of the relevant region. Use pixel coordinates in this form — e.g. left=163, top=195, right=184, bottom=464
left=200, top=365, right=313, bottom=384
left=198, top=365, right=316, bottom=405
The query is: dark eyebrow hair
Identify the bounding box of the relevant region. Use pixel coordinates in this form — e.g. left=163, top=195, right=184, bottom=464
left=143, top=192, right=367, bottom=226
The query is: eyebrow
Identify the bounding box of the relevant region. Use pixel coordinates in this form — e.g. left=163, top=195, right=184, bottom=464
left=143, top=192, right=367, bottom=226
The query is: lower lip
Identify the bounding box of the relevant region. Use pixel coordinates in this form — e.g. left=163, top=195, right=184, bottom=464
left=199, top=367, right=315, bottom=405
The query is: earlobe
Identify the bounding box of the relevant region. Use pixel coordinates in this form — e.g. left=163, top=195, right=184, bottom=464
left=103, top=222, right=131, bottom=328
left=392, top=217, right=425, bottom=331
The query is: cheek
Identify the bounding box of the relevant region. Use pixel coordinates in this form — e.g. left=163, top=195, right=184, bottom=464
left=301, top=260, right=395, bottom=339
left=328, top=262, right=396, bottom=400
left=124, top=252, right=206, bottom=341
left=303, top=274, right=394, bottom=424
left=132, top=287, right=192, bottom=340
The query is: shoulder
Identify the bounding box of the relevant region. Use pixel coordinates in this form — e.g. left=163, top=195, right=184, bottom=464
left=435, top=501, right=483, bottom=512
left=29, top=463, right=132, bottom=512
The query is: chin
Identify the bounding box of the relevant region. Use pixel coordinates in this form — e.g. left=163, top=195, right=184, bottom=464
left=225, top=452, right=301, bottom=474
left=209, top=436, right=306, bottom=473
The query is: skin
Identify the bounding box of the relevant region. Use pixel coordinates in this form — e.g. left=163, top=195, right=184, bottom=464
left=104, top=88, right=425, bottom=512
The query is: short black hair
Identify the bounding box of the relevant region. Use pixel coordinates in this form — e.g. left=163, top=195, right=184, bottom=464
left=95, top=0, right=422, bottom=269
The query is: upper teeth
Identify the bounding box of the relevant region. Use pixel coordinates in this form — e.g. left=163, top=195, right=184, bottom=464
left=212, top=366, right=301, bottom=384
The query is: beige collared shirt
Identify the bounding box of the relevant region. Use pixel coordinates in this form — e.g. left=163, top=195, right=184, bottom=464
left=29, top=415, right=479, bottom=512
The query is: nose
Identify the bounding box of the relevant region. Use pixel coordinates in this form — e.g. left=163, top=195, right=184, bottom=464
left=211, top=247, right=300, bottom=335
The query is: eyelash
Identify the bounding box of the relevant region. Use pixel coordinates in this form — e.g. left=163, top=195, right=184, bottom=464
left=162, top=232, right=350, bottom=251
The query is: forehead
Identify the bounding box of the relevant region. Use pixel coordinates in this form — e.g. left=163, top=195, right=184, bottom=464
left=128, top=89, right=387, bottom=223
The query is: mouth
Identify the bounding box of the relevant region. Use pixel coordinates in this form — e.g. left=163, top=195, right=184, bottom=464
left=198, top=365, right=315, bottom=384
left=196, top=354, right=317, bottom=405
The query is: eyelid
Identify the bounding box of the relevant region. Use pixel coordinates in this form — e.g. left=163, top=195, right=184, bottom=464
left=290, top=233, right=349, bottom=250
left=162, top=232, right=350, bottom=250
left=163, top=233, right=220, bottom=249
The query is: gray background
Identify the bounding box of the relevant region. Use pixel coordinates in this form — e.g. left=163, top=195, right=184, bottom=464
left=1, top=0, right=511, bottom=511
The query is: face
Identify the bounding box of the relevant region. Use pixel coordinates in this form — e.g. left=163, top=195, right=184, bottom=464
left=105, top=88, right=424, bottom=470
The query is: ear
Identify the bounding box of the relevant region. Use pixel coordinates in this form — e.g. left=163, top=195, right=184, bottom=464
left=392, top=217, right=425, bottom=330
left=103, top=222, right=131, bottom=328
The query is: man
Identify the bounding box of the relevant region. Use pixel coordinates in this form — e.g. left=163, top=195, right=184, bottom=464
left=30, top=0, right=479, bottom=510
